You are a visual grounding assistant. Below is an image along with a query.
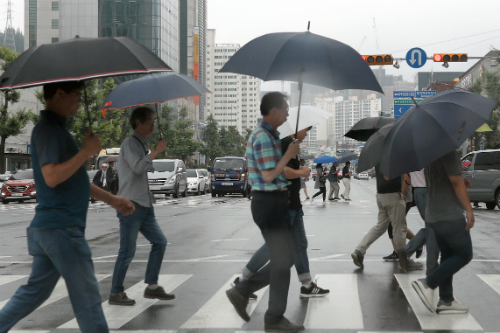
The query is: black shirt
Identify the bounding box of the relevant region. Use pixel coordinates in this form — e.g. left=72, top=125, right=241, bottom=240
left=281, top=137, right=301, bottom=210
left=342, top=166, right=350, bottom=179
left=375, top=165, right=402, bottom=194
left=328, top=165, right=338, bottom=182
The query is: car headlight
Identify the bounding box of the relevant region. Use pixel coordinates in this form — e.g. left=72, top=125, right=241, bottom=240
left=211, top=174, right=215, bottom=181
left=168, top=176, right=176, bottom=183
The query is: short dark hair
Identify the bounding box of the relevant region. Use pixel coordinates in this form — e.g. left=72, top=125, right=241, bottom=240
left=346, top=161, right=351, bottom=165
left=130, top=107, right=154, bottom=129
left=43, top=81, right=84, bottom=100
left=260, top=92, right=287, bottom=116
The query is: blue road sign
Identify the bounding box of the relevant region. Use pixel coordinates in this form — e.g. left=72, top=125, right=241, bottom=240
left=415, top=90, right=437, bottom=98
left=394, top=105, right=413, bottom=119
left=393, top=90, right=438, bottom=98
left=393, top=91, right=415, bottom=98
left=406, top=47, right=427, bottom=68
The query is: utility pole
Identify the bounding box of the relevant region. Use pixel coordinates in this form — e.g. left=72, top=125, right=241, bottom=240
left=3, top=0, right=16, bottom=52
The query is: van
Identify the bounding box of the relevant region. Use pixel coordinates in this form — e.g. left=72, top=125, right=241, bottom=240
left=461, top=149, right=500, bottom=210
left=209, top=156, right=249, bottom=197
left=147, top=159, right=188, bottom=198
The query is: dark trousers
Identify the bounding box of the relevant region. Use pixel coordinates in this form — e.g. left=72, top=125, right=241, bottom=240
left=312, top=186, right=326, bottom=201
left=426, top=219, right=473, bottom=303
left=235, top=191, right=294, bottom=325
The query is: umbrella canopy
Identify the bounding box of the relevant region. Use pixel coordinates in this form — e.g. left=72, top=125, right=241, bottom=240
left=300, top=154, right=315, bottom=160
left=0, top=37, right=172, bottom=89
left=277, top=105, right=332, bottom=138
left=344, top=116, right=396, bottom=141
left=337, top=154, right=359, bottom=164
left=379, top=89, right=497, bottom=179
left=101, top=73, right=210, bottom=110
left=105, top=156, right=118, bottom=163
left=219, top=31, right=383, bottom=93
left=313, top=156, right=338, bottom=164
left=357, top=123, right=393, bottom=172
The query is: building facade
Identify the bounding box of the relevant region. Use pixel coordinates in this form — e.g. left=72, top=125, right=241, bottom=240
left=24, top=0, right=60, bottom=49
left=59, top=0, right=98, bottom=41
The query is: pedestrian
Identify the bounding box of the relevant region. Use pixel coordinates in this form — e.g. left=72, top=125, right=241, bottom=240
left=107, top=160, right=119, bottom=195
left=412, top=150, right=474, bottom=314
left=311, top=163, right=326, bottom=205
left=232, top=128, right=329, bottom=301
left=109, top=107, right=173, bottom=306
left=93, top=163, right=110, bottom=190
left=351, top=164, right=409, bottom=271
left=341, top=161, right=352, bottom=201
left=299, top=158, right=310, bottom=200
left=328, top=162, right=340, bottom=201
left=225, top=92, right=302, bottom=332
left=0, top=81, right=135, bottom=333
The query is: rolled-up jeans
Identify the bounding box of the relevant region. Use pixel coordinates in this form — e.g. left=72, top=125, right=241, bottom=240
left=0, top=227, right=108, bottom=333
left=426, top=218, right=473, bottom=303
left=356, top=192, right=407, bottom=255
left=243, top=208, right=311, bottom=283
left=234, top=191, right=294, bottom=325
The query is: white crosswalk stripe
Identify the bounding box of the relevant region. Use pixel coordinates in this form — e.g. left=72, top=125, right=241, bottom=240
left=0, top=273, right=499, bottom=331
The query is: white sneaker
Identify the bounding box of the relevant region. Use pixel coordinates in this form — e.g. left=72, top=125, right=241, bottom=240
left=412, top=278, right=435, bottom=313
left=310, top=197, right=315, bottom=205
left=436, top=299, right=469, bottom=314
left=322, top=201, right=326, bottom=206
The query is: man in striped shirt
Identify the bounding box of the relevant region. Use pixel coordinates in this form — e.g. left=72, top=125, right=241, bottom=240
left=226, top=92, right=302, bottom=332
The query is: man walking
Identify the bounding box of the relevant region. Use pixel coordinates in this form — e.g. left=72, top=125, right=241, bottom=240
left=93, top=163, right=110, bottom=190
left=412, top=151, right=473, bottom=314
left=328, top=162, right=340, bottom=201
left=109, top=107, right=172, bottom=306
left=225, top=92, right=302, bottom=332
left=351, top=165, right=409, bottom=271
left=0, top=81, right=135, bottom=333
left=341, top=161, right=352, bottom=201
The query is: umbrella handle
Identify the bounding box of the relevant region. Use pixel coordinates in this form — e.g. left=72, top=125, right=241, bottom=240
left=156, top=104, right=163, bottom=139
left=83, top=83, right=92, bottom=135
left=294, top=75, right=304, bottom=161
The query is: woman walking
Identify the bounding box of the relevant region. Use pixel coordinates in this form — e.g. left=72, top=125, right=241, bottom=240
left=300, top=159, right=310, bottom=200
left=311, top=164, right=326, bottom=205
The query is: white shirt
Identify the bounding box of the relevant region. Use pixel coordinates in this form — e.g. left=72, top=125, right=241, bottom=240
left=409, top=169, right=426, bottom=188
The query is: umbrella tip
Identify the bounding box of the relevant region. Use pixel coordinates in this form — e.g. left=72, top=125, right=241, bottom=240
left=307, top=21, right=310, bottom=31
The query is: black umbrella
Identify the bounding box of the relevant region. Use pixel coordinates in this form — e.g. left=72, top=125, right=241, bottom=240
left=0, top=36, right=172, bottom=128
left=219, top=25, right=383, bottom=136
left=344, top=116, right=395, bottom=141
left=337, top=154, right=359, bottom=164
left=379, top=89, right=497, bottom=179
left=357, top=123, right=393, bottom=172
left=300, top=154, right=315, bottom=160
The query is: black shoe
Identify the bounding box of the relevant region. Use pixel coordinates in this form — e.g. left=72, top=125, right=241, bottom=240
left=226, top=287, right=250, bottom=322
left=144, top=286, right=175, bottom=300
left=109, top=291, right=135, bottom=306
left=383, top=251, right=399, bottom=261
left=333, top=197, right=340, bottom=200
left=340, top=194, right=345, bottom=199
left=232, top=277, right=257, bottom=300
left=351, top=250, right=364, bottom=269
left=265, top=317, right=305, bottom=332
left=416, top=246, right=424, bottom=259
left=328, top=198, right=335, bottom=201
left=300, top=281, right=330, bottom=298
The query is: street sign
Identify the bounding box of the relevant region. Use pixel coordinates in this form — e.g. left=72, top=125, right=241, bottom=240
left=393, top=91, right=437, bottom=98
left=394, top=105, right=413, bottom=119
left=416, top=90, right=437, bottom=98
left=393, top=91, right=416, bottom=98
left=406, top=47, right=427, bottom=68
left=480, top=141, right=484, bottom=150
left=394, top=99, right=423, bottom=104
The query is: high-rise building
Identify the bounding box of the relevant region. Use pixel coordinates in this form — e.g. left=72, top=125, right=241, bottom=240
left=60, top=1, right=98, bottom=41
left=24, top=0, right=60, bottom=49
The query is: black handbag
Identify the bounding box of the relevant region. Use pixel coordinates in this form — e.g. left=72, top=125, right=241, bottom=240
left=319, top=173, right=327, bottom=184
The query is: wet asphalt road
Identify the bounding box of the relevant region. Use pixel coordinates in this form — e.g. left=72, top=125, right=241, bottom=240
left=1, top=178, right=500, bottom=332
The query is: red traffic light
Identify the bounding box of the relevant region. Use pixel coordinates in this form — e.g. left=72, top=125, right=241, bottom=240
left=433, top=53, right=468, bottom=63
left=361, top=54, right=393, bottom=65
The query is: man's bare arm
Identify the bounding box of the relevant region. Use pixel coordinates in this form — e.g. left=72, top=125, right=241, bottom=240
left=449, top=174, right=475, bottom=230
left=90, top=184, right=135, bottom=216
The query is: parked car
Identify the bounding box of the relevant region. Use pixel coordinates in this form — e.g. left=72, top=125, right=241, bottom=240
left=148, top=159, right=188, bottom=198
left=0, top=173, right=11, bottom=184
left=186, top=169, right=206, bottom=195
left=209, top=156, right=249, bottom=197
left=198, top=168, right=211, bottom=193
left=358, top=172, right=370, bottom=180
left=461, top=149, right=500, bottom=210
left=1, top=169, right=36, bottom=204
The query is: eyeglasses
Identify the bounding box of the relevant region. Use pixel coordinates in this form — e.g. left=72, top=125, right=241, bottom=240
left=70, top=90, right=83, bottom=98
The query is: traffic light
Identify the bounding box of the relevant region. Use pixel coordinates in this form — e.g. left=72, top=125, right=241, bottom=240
left=361, top=54, right=394, bottom=65
left=433, top=53, right=468, bottom=63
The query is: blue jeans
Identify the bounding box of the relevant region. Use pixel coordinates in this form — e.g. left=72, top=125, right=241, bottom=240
left=244, top=208, right=311, bottom=282
left=426, top=219, right=473, bottom=303
left=111, top=203, right=167, bottom=294
left=0, top=227, right=108, bottom=333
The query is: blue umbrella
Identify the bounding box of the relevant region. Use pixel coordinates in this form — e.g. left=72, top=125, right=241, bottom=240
left=313, top=156, right=339, bottom=164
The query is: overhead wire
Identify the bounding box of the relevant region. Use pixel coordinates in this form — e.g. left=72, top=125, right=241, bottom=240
left=448, top=35, right=500, bottom=52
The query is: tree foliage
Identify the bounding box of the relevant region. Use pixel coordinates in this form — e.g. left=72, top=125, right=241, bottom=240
left=168, top=106, right=201, bottom=163
left=199, top=114, right=222, bottom=164
left=148, top=103, right=174, bottom=159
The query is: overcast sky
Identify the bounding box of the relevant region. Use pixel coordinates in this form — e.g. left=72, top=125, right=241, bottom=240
left=2, top=0, right=499, bottom=86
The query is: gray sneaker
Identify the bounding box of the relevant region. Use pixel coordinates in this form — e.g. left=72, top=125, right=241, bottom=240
left=351, top=250, right=364, bottom=269
left=398, top=248, right=409, bottom=273
left=412, top=278, right=435, bottom=313
left=109, top=291, right=135, bottom=306
left=400, top=259, right=423, bottom=271
left=436, top=299, right=469, bottom=314
left=265, top=317, right=305, bottom=332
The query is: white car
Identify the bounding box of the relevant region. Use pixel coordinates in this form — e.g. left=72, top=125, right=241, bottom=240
left=198, top=169, right=211, bottom=193
left=358, top=172, right=370, bottom=180
left=186, top=169, right=207, bottom=195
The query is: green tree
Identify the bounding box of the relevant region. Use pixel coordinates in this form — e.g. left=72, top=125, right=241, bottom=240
left=169, top=106, right=201, bottom=163
left=226, top=126, right=246, bottom=156
left=148, top=104, right=174, bottom=158
left=0, top=46, right=35, bottom=173
left=199, top=114, right=222, bottom=165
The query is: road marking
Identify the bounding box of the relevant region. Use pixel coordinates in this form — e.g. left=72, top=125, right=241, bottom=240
left=0, top=256, right=12, bottom=258
left=0, top=275, right=109, bottom=311
left=59, top=274, right=191, bottom=330
left=180, top=274, right=268, bottom=329
left=110, top=331, right=176, bottom=333
left=395, top=274, right=482, bottom=331
left=304, top=274, right=363, bottom=329
left=211, top=238, right=249, bottom=242
left=0, top=275, right=25, bottom=286
left=93, top=255, right=118, bottom=260
left=310, top=254, right=345, bottom=261
left=10, top=331, right=50, bottom=333
left=478, top=274, right=500, bottom=298
left=185, top=254, right=232, bottom=262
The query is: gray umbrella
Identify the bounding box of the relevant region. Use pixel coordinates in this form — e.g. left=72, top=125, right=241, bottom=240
left=357, top=123, right=393, bottom=172
left=379, top=89, right=497, bottom=179
left=337, top=154, right=359, bottom=164
left=344, top=116, right=395, bottom=142
left=219, top=26, right=383, bottom=136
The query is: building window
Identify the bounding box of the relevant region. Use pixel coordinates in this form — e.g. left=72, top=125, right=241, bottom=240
left=52, top=2, right=59, bottom=11
left=52, top=19, right=59, bottom=29
left=29, top=0, right=37, bottom=47
left=52, top=38, right=59, bottom=43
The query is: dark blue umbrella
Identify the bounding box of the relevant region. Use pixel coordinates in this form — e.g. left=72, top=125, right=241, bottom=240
left=379, top=89, right=497, bottom=179
left=357, top=123, right=393, bottom=172
left=337, top=154, right=359, bottom=163
left=219, top=26, right=383, bottom=136
left=313, top=156, right=338, bottom=164
left=344, top=116, right=396, bottom=142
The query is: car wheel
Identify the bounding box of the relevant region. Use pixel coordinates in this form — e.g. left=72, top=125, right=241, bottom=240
left=173, top=183, right=180, bottom=198
left=496, top=189, right=500, bottom=210
left=181, top=185, right=187, bottom=197
left=486, top=202, right=496, bottom=210
left=2, top=200, right=8, bottom=204
left=211, top=191, right=216, bottom=197
left=195, top=186, right=200, bottom=196
left=19, top=200, right=25, bottom=203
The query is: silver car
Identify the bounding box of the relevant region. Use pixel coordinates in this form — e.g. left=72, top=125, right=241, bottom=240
left=148, top=159, right=188, bottom=198
left=186, top=169, right=207, bottom=195
left=198, top=168, right=211, bottom=193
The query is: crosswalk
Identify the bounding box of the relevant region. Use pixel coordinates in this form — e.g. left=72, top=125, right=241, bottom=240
left=1, top=272, right=500, bottom=332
